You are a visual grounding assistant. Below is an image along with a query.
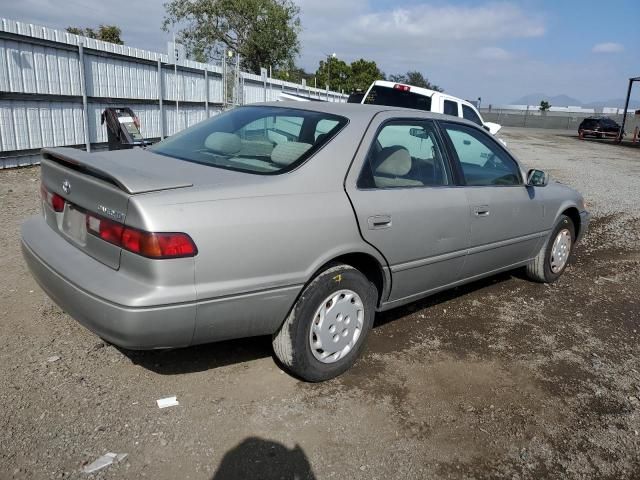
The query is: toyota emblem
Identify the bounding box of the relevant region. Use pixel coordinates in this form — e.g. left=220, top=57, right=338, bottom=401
left=62, top=180, right=71, bottom=195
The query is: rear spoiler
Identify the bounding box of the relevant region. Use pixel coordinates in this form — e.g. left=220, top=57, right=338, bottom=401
left=41, top=147, right=192, bottom=194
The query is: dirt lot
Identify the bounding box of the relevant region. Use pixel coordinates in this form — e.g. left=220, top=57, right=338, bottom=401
left=1, top=128, right=639, bottom=479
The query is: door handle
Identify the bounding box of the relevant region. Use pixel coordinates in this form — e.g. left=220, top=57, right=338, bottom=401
left=473, top=206, right=490, bottom=217
left=368, top=215, right=392, bottom=229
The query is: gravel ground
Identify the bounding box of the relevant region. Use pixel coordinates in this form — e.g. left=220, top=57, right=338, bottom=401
left=1, top=128, right=639, bottom=480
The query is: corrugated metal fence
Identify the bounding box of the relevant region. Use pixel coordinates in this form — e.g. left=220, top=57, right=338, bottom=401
left=0, top=18, right=347, bottom=168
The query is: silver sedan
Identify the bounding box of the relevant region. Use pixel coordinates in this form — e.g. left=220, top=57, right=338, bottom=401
left=22, top=102, right=590, bottom=381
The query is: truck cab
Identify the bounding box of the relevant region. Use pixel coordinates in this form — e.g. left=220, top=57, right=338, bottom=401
left=361, top=80, right=501, bottom=135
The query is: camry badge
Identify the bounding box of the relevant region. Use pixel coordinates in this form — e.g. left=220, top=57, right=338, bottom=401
left=62, top=179, right=71, bottom=194
left=97, top=205, right=125, bottom=222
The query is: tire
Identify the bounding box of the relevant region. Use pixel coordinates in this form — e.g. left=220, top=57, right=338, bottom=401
left=272, top=264, right=377, bottom=382
left=526, top=215, right=575, bottom=283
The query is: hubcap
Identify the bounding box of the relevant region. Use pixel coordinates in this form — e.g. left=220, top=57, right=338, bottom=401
left=550, top=228, right=572, bottom=273
left=309, top=289, right=364, bottom=364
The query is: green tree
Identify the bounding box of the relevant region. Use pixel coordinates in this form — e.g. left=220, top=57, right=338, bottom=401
left=389, top=71, right=442, bottom=92
left=162, top=0, right=301, bottom=74
left=315, top=56, right=351, bottom=92
left=348, top=58, right=384, bottom=92
left=273, top=63, right=314, bottom=84
left=66, top=25, right=124, bottom=44
left=539, top=100, right=551, bottom=112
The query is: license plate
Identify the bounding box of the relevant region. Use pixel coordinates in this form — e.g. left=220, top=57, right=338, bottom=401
left=61, top=205, right=87, bottom=245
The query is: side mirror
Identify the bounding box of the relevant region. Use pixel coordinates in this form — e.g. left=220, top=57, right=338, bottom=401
left=527, top=169, right=548, bottom=187
left=483, top=125, right=491, bottom=132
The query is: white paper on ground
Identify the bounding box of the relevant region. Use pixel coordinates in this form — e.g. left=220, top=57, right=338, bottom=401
left=83, top=452, right=127, bottom=473
left=157, top=396, right=179, bottom=409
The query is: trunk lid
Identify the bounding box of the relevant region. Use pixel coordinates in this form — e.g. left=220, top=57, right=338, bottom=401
left=40, top=147, right=195, bottom=269
left=42, top=147, right=194, bottom=194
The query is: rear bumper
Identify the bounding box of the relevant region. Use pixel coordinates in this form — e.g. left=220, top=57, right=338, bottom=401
left=21, top=216, right=300, bottom=349
left=22, top=218, right=197, bottom=349
left=576, top=210, right=591, bottom=244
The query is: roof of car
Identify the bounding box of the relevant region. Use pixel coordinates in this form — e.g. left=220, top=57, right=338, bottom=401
left=583, top=116, right=615, bottom=120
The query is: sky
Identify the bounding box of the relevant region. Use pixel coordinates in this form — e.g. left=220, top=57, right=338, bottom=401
left=1, top=0, right=638, bottom=105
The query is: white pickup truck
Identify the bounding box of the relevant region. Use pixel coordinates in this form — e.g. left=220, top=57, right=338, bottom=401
left=360, top=80, right=502, bottom=135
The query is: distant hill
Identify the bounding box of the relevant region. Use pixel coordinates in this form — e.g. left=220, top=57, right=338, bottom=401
left=511, top=94, right=640, bottom=109
left=582, top=98, right=640, bottom=109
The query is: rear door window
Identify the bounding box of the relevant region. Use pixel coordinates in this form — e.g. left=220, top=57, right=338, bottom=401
left=358, top=120, right=449, bottom=189
left=462, top=105, right=483, bottom=126
left=443, top=100, right=459, bottom=117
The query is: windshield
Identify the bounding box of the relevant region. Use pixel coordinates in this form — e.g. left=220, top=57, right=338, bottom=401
left=363, top=85, right=432, bottom=111
left=150, top=106, right=348, bottom=175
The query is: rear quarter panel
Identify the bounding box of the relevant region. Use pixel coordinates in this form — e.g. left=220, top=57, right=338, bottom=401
left=124, top=112, right=387, bottom=339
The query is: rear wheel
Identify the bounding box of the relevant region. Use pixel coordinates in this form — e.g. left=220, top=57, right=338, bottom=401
left=526, top=215, right=575, bottom=283
left=272, top=264, right=377, bottom=382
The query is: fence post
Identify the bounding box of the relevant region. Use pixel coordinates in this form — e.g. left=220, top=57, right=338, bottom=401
left=77, top=42, right=91, bottom=152
left=261, top=67, right=267, bottom=103
left=158, top=59, right=165, bottom=139
left=204, top=68, right=209, bottom=117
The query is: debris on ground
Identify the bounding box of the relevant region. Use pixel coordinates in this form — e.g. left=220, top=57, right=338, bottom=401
left=82, top=452, right=127, bottom=474
left=157, top=396, right=180, bottom=409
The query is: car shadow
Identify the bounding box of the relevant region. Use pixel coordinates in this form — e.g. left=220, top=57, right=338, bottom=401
left=571, top=135, right=640, bottom=149
left=210, top=437, right=316, bottom=480
left=374, top=270, right=519, bottom=328
left=120, top=269, right=528, bottom=376
left=118, top=335, right=273, bottom=375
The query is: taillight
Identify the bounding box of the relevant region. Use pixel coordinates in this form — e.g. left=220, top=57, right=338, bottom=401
left=394, top=84, right=411, bottom=92
left=86, top=213, right=197, bottom=259
left=87, top=214, right=123, bottom=245
left=40, top=183, right=65, bottom=212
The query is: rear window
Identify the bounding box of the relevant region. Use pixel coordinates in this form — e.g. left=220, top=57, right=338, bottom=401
left=364, top=85, right=432, bottom=111
left=149, top=106, right=347, bottom=175
left=347, top=92, right=365, bottom=103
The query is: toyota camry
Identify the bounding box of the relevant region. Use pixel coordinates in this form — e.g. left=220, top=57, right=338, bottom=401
left=22, top=102, right=590, bottom=381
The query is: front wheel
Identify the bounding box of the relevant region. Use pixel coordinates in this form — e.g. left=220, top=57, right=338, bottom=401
left=526, top=215, right=575, bottom=283
left=272, top=264, right=377, bottom=382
